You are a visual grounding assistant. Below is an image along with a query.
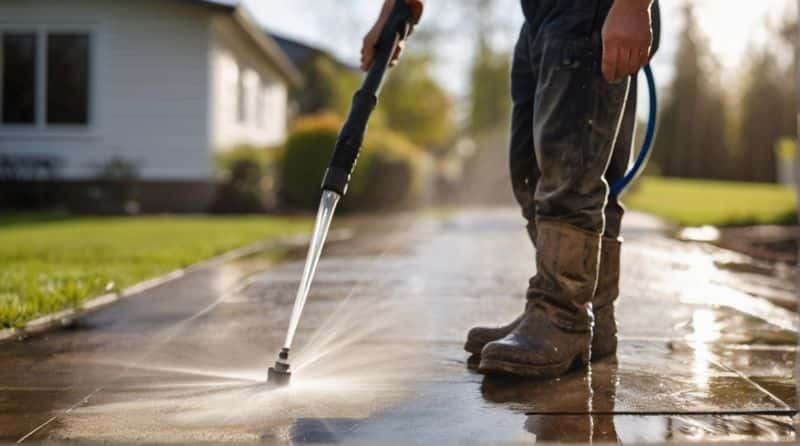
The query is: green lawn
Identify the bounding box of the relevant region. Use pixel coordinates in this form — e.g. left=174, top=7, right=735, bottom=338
left=0, top=215, right=310, bottom=328
left=625, top=177, right=798, bottom=227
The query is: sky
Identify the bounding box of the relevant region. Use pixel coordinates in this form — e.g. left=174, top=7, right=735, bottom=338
left=244, top=0, right=796, bottom=102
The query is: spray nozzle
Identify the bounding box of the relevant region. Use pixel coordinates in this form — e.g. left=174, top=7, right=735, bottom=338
left=267, top=347, right=291, bottom=387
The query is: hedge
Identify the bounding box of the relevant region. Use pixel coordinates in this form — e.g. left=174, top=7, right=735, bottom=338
left=212, top=144, right=282, bottom=213
left=278, top=112, right=429, bottom=212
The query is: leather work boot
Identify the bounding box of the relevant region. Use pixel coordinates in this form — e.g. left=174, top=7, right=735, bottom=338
left=464, top=313, right=523, bottom=356
left=592, top=237, right=621, bottom=358
left=478, top=220, right=600, bottom=378
left=464, top=235, right=621, bottom=360
left=463, top=221, right=534, bottom=357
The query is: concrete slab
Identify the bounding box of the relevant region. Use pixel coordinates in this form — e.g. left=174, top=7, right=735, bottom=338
left=1, top=209, right=796, bottom=443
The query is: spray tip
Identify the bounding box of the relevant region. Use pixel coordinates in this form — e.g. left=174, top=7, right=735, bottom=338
left=267, top=348, right=291, bottom=387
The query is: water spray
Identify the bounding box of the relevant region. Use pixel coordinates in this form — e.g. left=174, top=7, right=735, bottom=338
left=267, top=0, right=423, bottom=387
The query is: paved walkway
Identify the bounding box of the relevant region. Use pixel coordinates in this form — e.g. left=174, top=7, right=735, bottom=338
left=1, top=209, right=797, bottom=443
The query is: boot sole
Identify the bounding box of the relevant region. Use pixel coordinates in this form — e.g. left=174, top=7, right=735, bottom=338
left=464, top=339, right=485, bottom=355
left=468, top=342, right=616, bottom=361
left=478, top=352, right=588, bottom=379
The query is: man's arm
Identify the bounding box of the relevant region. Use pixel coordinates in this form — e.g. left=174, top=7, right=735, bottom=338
left=602, top=0, right=653, bottom=83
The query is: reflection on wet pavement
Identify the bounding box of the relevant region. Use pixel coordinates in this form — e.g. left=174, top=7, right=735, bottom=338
left=0, top=209, right=796, bottom=443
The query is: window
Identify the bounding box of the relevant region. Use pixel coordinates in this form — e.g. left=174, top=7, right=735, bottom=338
left=236, top=66, right=246, bottom=123
left=47, top=33, right=89, bottom=125
left=0, top=29, right=91, bottom=128
left=2, top=33, right=37, bottom=124
left=255, top=81, right=265, bottom=128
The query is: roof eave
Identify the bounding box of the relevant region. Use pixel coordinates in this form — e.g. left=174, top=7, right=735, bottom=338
left=232, top=6, right=304, bottom=88
left=178, top=0, right=236, bottom=13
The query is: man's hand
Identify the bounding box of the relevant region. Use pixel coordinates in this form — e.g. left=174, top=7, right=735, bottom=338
left=602, top=0, right=653, bottom=83
left=360, top=0, right=405, bottom=71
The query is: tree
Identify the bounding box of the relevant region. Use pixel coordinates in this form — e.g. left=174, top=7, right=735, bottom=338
left=736, top=50, right=787, bottom=182
left=290, top=52, right=362, bottom=118
left=380, top=54, right=456, bottom=153
left=467, top=36, right=511, bottom=136
left=651, top=4, right=730, bottom=180
left=732, top=10, right=796, bottom=183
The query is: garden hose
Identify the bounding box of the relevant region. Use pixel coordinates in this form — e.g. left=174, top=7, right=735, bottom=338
left=610, top=64, right=657, bottom=196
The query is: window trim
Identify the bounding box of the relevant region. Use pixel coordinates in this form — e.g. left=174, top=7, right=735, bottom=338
left=0, top=23, right=98, bottom=137
left=236, top=64, right=246, bottom=124
left=0, top=29, right=37, bottom=127
left=255, top=78, right=265, bottom=129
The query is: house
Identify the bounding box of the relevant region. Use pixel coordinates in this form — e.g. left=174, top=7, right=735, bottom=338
left=0, top=0, right=302, bottom=212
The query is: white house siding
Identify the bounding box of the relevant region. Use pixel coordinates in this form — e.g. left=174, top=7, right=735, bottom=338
left=0, top=0, right=212, bottom=180
left=210, top=16, right=287, bottom=151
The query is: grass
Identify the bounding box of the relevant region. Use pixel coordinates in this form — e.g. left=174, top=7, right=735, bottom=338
left=625, top=177, right=798, bottom=227
left=0, top=214, right=311, bottom=328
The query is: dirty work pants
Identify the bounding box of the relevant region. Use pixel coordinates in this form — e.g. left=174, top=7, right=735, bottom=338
left=510, top=0, right=639, bottom=240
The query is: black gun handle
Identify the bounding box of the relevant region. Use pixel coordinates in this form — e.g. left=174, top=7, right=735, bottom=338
left=322, top=0, right=418, bottom=196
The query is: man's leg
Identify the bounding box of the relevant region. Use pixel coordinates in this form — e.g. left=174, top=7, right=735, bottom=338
left=480, top=5, right=632, bottom=377
left=594, top=0, right=659, bottom=358
left=509, top=75, right=540, bottom=243
left=464, top=22, right=539, bottom=356
left=593, top=73, right=637, bottom=358
left=465, top=85, right=637, bottom=359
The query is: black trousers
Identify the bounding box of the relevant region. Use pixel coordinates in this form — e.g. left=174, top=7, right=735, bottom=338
left=510, top=0, right=658, bottom=240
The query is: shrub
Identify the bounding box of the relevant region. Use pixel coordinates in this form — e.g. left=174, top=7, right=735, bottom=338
left=86, top=156, right=142, bottom=214
left=212, top=144, right=281, bottom=213
left=215, top=144, right=281, bottom=181
left=358, top=129, right=428, bottom=210
left=278, top=113, right=344, bottom=209
left=278, top=112, right=429, bottom=212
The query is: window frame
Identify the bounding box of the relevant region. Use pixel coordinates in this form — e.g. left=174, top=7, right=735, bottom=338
left=0, top=30, right=38, bottom=126
left=236, top=64, right=247, bottom=124
left=0, top=23, right=98, bottom=139
left=255, top=78, right=265, bottom=129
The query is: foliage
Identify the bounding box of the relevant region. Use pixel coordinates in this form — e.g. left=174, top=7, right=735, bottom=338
left=278, top=113, right=345, bottom=209
left=467, top=37, right=511, bottom=136
left=0, top=214, right=310, bottom=328
left=94, top=156, right=140, bottom=181
left=213, top=144, right=282, bottom=213
left=734, top=23, right=796, bottom=182
left=651, top=5, right=731, bottom=180
left=360, top=128, right=430, bottom=210
left=293, top=54, right=364, bottom=120
left=379, top=54, right=455, bottom=153
left=86, top=156, right=142, bottom=214
left=652, top=5, right=796, bottom=183
left=277, top=112, right=429, bottom=212
left=290, top=44, right=454, bottom=156
left=215, top=144, right=281, bottom=181
left=625, top=177, right=797, bottom=227
left=776, top=138, right=796, bottom=161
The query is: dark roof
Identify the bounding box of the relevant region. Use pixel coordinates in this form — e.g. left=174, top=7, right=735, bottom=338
left=269, top=33, right=359, bottom=72
left=184, top=0, right=239, bottom=10
left=180, top=0, right=303, bottom=87
left=270, top=34, right=317, bottom=67
left=179, top=0, right=239, bottom=12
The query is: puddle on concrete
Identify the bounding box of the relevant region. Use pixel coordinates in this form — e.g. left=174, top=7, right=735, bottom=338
left=607, top=414, right=793, bottom=443
left=275, top=412, right=796, bottom=443
left=679, top=226, right=721, bottom=243
left=519, top=414, right=796, bottom=443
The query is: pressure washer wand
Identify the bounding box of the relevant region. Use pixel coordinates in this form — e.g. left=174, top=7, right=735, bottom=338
left=268, top=0, right=423, bottom=387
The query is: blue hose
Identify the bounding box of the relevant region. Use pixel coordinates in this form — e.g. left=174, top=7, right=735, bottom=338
left=610, top=64, right=657, bottom=196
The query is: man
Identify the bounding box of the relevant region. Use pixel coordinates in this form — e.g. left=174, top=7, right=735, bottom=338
left=362, top=0, right=660, bottom=379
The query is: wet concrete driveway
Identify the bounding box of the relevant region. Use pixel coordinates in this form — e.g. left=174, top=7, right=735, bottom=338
left=1, top=209, right=797, bottom=443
